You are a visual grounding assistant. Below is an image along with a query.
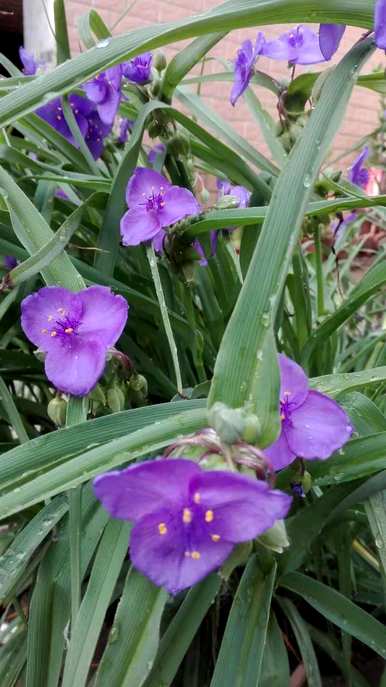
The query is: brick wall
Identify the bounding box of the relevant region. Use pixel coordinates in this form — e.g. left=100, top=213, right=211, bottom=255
left=64, top=0, right=385, bottom=162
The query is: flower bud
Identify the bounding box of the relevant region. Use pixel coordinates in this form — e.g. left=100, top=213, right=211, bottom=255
left=216, top=194, right=240, bottom=210
left=107, top=386, right=125, bottom=413
left=153, top=51, right=167, bottom=72
left=259, top=519, right=290, bottom=553
left=208, top=402, right=245, bottom=444
left=302, top=470, right=312, bottom=494
left=129, top=374, right=148, bottom=396
left=47, top=396, right=67, bottom=427
left=168, top=133, right=190, bottom=157
left=199, top=187, right=210, bottom=204
left=241, top=414, right=261, bottom=444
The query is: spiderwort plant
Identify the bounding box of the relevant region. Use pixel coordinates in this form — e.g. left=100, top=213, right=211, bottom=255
left=231, top=34, right=265, bottom=105
left=21, top=286, right=128, bottom=396
left=348, top=147, right=370, bottom=188
left=94, top=458, right=291, bottom=594
left=83, top=66, right=123, bottom=126
left=265, top=355, right=353, bottom=471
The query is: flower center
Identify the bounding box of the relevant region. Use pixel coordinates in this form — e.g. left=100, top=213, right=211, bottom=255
left=143, top=187, right=166, bottom=212
left=288, top=26, right=304, bottom=48
left=42, top=308, right=80, bottom=341
left=280, top=392, right=295, bottom=424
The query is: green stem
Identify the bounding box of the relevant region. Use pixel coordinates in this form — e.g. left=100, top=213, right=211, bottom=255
left=146, top=244, right=183, bottom=395
left=66, top=396, right=88, bottom=630
left=313, top=224, right=325, bottom=318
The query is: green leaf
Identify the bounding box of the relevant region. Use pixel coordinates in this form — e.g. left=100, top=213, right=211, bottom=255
left=0, top=495, right=68, bottom=603
left=144, top=574, right=220, bottom=687
left=78, top=10, right=111, bottom=50
left=303, top=259, right=386, bottom=363
left=0, top=164, right=84, bottom=290
left=162, top=34, right=226, bottom=100
left=207, top=37, right=374, bottom=439
left=0, top=406, right=207, bottom=517
left=95, top=568, right=167, bottom=687
left=278, top=598, right=322, bottom=687
left=280, top=572, right=386, bottom=659
left=365, top=491, right=386, bottom=580
left=260, top=612, right=290, bottom=687
left=309, top=432, right=386, bottom=486
left=308, top=626, right=370, bottom=687
left=210, top=557, right=276, bottom=687
left=62, top=520, right=130, bottom=687
left=310, top=366, right=386, bottom=397
left=244, top=89, right=287, bottom=167
left=0, top=375, right=29, bottom=443
left=54, top=0, right=71, bottom=64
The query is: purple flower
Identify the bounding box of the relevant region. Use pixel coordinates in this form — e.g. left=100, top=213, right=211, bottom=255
left=211, top=180, right=251, bottom=255
left=37, top=95, right=111, bottom=160
left=93, top=458, right=291, bottom=594
left=231, top=34, right=265, bottom=106
left=120, top=167, right=200, bottom=248
left=348, top=147, right=369, bottom=188
left=375, top=0, right=386, bottom=50
left=83, top=66, right=122, bottom=125
left=117, top=118, right=134, bottom=144
left=265, top=355, right=353, bottom=471
left=21, top=286, right=128, bottom=396
left=319, top=24, right=346, bottom=60
left=148, top=143, right=167, bottom=165
left=19, top=47, right=38, bottom=75
left=333, top=211, right=357, bottom=242
left=3, top=256, right=18, bottom=270
left=263, top=25, right=325, bottom=65
left=122, top=52, right=152, bottom=84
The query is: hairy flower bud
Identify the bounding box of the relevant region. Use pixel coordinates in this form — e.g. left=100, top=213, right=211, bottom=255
left=208, top=402, right=245, bottom=444
left=259, top=519, right=290, bottom=553
left=153, top=51, right=167, bottom=72
left=47, top=396, right=67, bottom=427
left=107, top=386, right=126, bottom=413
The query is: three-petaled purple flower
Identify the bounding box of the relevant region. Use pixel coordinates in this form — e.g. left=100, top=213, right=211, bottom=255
left=265, top=355, right=353, bottom=471
left=93, top=458, right=291, bottom=594
left=84, top=66, right=122, bottom=126
left=19, top=46, right=38, bottom=75
left=263, top=25, right=325, bottom=65
left=319, top=24, right=346, bottom=60
left=231, top=34, right=265, bottom=106
left=348, top=147, right=370, bottom=189
left=37, top=95, right=111, bottom=160
left=120, top=167, right=200, bottom=250
left=21, top=286, right=128, bottom=396
left=122, top=52, right=153, bottom=84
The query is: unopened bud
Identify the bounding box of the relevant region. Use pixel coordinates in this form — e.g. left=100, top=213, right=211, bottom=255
left=168, top=133, right=190, bottom=156
left=200, top=187, right=210, bottom=204
left=47, top=396, right=67, bottom=427
left=302, top=470, right=312, bottom=494
left=129, top=374, right=148, bottom=396
left=241, top=414, right=261, bottom=444
left=259, top=519, right=290, bottom=553
left=107, top=387, right=125, bottom=413
left=208, top=402, right=245, bottom=444
left=153, top=51, right=167, bottom=72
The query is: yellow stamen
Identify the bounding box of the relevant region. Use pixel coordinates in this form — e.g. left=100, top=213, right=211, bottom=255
left=182, top=508, right=192, bottom=524
left=50, top=331, right=57, bottom=337
left=193, top=492, right=201, bottom=504
left=191, top=551, right=201, bottom=560
left=283, top=390, right=291, bottom=396
left=205, top=510, right=214, bottom=523
left=211, top=534, right=221, bottom=542
left=41, top=328, right=48, bottom=334
left=47, top=315, right=53, bottom=322
left=280, top=413, right=285, bottom=420
left=158, top=522, right=167, bottom=535
left=64, top=327, right=74, bottom=334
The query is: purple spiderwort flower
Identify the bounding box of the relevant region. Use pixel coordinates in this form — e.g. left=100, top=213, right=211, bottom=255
left=211, top=180, right=251, bottom=255
left=348, top=147, right=370, bottom=189
left=263, top=25, right=325, bottom=65
left=120, top=167, right=200, bottom=249
left=3, top=256, right=18, bottom=270
left=122, top=52, right=153, bottom=84
left=117, top=118, right=134, bottom=144
left=148, top=143, right=167, bottom=165
left=93, top=458, right=291, bottom=594
left=231, top=34, right=265, bottom=106
left=19, top=46, right=38, bottom=75
left=375, top=0, right=386, bottom=49
left=21, top=286, right=128, bottom=396
left=265, top=354, right=353, bottom=471
left=37, top=95, right=111, bottom=160
left=333, top=211, right=357, bottom=242
left=83, top=66, right=122, bottom=125
left=319, top=24, right=346, bottom=60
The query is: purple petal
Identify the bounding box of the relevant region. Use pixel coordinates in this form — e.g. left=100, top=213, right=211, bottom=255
left=286, top=390, right=353, bottom=460
left=264, top=429, right=297, bottom=471
left=45, top=337, right=106, bottom=396
left=263, top=25, right=325, bottom=65
left=189, top=471, right=292, bottom=541
left=319, top=24, right=346, bottom=60
left=148, top=143, right=167, bottom=165
left=19, top=47, right=37, bottom=75
left=126, top=167, right=171, bottom=207
left=85, top=111, right=111, bottom=160
left=4, top=256, right=17, bottom=270
left=77, top=286, right=128, bottom=348
left=292, top=25, right=325, bottom=65
left=122, top=53, right=152, bottom=84
left=152, top=228, right=167, bottom=253
left=217, top=179, right=232, bottom=197
left=210, top=231, right=219, bottom=256
left=130, top=508, right=233, bottom=594
left=83, top=77, right=107, bottom=104
left=279, top=354, right=309, bottom=407
left=96, top=87, right=121, bottom=125
left=158, top=186, right=200, bottom=227
left=120, top=206, right=161, bottom=246
left=93, top=458, right=200, bottom=521
left=105, top=65, right=122, bottom=90
left=230, top=40, right=256, bottom=106
left=348, top=147, right=369, bottom=188
left=231, top=185, right=251, bottom=208
left=21, top=287, right=80, bottom=350
left=193, top=240, right=208, bottom=267
left=375, top=0, right=386, bottom=50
